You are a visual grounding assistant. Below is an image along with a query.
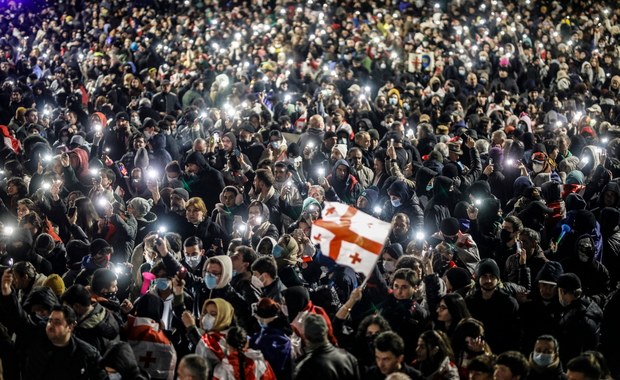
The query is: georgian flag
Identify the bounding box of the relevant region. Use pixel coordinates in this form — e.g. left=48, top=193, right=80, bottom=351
left=127, top=317, right=177, bottom=380
left=311, top=202, right=391, bottom=278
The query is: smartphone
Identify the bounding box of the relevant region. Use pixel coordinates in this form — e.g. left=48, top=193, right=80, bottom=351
left=234, top=215, right=243, bottom=224
left=68, top=207, right=77, bottom=217
left=116, top=162, right=128, bottom=176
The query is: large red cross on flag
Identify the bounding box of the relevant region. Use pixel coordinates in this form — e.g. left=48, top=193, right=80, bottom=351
left=311, top=202, right=391, bottom=278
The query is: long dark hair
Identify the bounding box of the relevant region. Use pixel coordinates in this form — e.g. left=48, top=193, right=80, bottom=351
left=227, top=326, right=248, bottom=380
left=74, top=197, right=99, bottom=237
left=438, top=293, right=471, bottom=335
left=418, top=330, right=455, bottom=376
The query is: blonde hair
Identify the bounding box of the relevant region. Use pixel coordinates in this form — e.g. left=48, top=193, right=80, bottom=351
left=186, top=197, right=207, bottom=214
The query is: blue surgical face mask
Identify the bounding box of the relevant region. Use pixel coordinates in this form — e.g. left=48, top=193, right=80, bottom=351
left=108, top=373, right=122, bottom=380
left=533, top=352, right=554, bottom=367
left=272, top=245, right=284, bottom=259
left=271, top=141, right=280, bottom=149
left=204, top=273, right=218, bottom=289
left=390, top=198, right=402, bottom=208
left=154, top=278, right=170, bottom=291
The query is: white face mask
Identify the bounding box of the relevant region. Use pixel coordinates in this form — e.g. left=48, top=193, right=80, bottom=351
left=533, top=163, right=544, bottom=173
left=202, top=314, right=216, bottom=331
left=382, top=261, right=396, bottom=273
left=251, top=275, right=264, bottom=289
left=185, top=255, right=201, bottom=269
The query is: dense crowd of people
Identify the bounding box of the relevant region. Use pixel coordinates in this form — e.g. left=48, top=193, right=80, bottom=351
left=1, top=0, right=620, bottom=379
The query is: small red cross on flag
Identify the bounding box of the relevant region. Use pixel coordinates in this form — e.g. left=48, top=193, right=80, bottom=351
left=311, top=202, right=391, bottom=277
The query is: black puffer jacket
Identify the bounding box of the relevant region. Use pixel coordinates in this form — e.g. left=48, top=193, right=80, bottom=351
left=294, top=342, right=361, bottom=380
left=556, top=296, right=603, bottom=364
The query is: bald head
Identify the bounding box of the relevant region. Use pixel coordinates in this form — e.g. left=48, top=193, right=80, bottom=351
left=308, top=115, right=325, bottom=131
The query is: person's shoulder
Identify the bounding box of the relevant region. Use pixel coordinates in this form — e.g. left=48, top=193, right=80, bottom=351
left=402, top=362, right=424, bottom=378
left=72, top=335, right=101, bottom=358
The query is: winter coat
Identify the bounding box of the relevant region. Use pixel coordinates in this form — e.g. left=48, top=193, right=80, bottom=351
left=379, top=295, right=430, bottom=362
left=520, top=297, right=563, bottom=355
left=381, top=182, right=424, bottom=229
left=250, top=322, right=294, bottom=380
left=365, top=363, right=423, bottom=380
left=560, top=257, right=610, bottom=306
left=100, top=213, right=138, bottom=263
left=177, top=216, right=227, bottom=252
left=184, top=151, right=226, bottom=212
left=556, top=296, right=603, bottom=364
left=527, top=360, right=566, bottom=380
left=424, top=176, right=454, bottom=234
left=0, top=292, right=108, bottom=380
left=417, top=356, right=459, bottom=380
left=325, top=159, right=364, bottom=205
left=74, top=302, right=120, bottom=353
left=293, top=342, right=360, bottom=380
left=466, top=288, right=520, bottom=354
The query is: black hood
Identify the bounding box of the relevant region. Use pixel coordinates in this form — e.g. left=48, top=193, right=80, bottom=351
left=599, top=181, right=620, bottom=208
left=415, top=167, right=438, bottom=197
left=185, top=151, right=209, bottom=171
left=541, top=181, right=562, bottom=203
left=331, top=159, right=351, bottom=181
left=23, top=286, right=59, bottom=312
left=432, top=175, right=454, bottom=204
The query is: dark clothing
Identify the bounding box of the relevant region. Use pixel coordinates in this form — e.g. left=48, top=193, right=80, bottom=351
left=0, top=292, right=108, bottom=380
left=365, top=363, right=423, bottom=380
left=73, top=302, right=120, bottom=353
left=379, top=295, right=430, bottom=362
left=527, top=362, right=566, bottom=380
left=326, top=159, right=364, bottom=205
left=520, top=298, right=563, bottom=354
left=556, top=296, right=603, bottom=365
left=177, top=217, right=227, bottom=252
left=560, top=258, right=610, bottom=306
left=601, top=288, right=620, bottom=378
left=294, top=342, right=361, bottom=380
left=250, top=322, right=294, bottom=380
left=230, top=271, right=261, bottom=307
left=466, top=288, right=520, bottom=354
left=261, top=277, right=287, bottom=304
left=151, top=91, right=181, bottom=115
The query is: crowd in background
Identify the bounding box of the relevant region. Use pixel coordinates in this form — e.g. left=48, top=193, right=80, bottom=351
left=1, top=0, right=620, bottom=379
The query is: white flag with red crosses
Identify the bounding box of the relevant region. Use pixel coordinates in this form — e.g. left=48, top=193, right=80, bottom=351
left=311, top=202, right=391, bottom=278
